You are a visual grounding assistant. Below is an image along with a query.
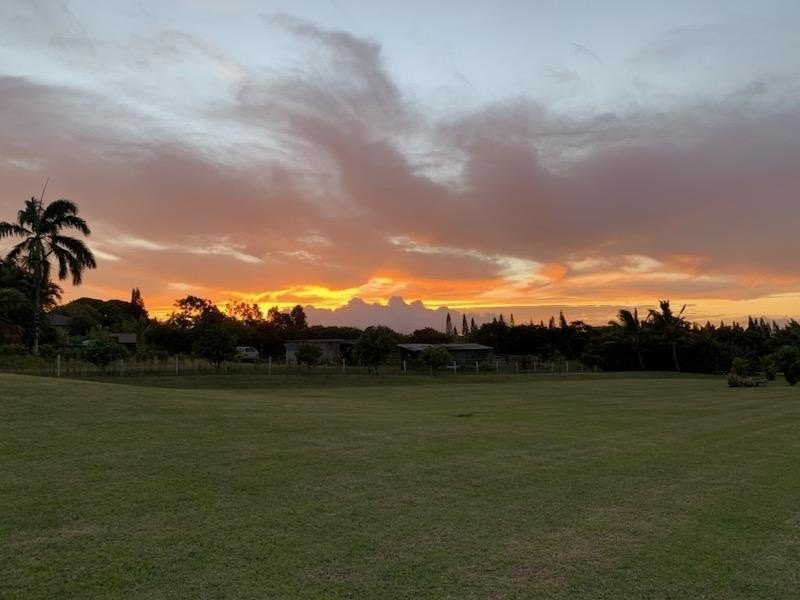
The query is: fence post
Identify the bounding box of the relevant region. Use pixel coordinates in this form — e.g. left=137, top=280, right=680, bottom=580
left=403, top=360, right=406, bottom=375
left=56, top=354, right=61, bottom=377
left=268, top=356, right=272, bottom=376
left=175, top=355, right=179, bottom=375
left=475, top=361, right=479, bottom=374
left=453, top=360, right=457, bottom=374
left=495, top=360, right=499, bottom=373
left=342, top=358, right=346, bottom=375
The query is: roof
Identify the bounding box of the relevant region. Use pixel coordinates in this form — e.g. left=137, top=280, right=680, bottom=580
left=47, top=314, right=71, bottom=327
left=110, top=333, right=137, bottom=344
left=397, top=343, right=493, bottom=352
left=285, top=339, right=359, bottom=344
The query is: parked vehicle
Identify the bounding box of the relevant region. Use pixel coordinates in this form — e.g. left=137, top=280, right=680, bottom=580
left=235, top=346, right=259, bottom=361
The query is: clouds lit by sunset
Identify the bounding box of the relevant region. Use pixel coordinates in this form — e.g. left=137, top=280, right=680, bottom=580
left=2, top=1, right=799, bottom=330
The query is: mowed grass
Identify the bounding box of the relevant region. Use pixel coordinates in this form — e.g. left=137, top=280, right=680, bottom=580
left=2, top=373, right=800, bottom=599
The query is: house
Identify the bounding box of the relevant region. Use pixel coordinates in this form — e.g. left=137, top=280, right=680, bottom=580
left=397, top=343, right=493, bottom=367
left=110, top=332, right=137, bottom=351
left=285, top=339, right=358, bottom=365
left=47, top=313, right=72, bottom=330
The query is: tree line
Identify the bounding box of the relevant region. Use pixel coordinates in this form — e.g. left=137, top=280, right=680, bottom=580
left=3, top=194, right=800, bottom=380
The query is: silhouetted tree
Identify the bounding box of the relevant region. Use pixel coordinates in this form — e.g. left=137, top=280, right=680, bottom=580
left=193, top=322, right=237, bottom=368
left=290, top=305, right=308, bottom=330
left=419, top=345, right=452, bottom=373
left=130, top=287, right=147, bottom=319
left=610, top=308, right=646, bottom=370
left=226, top=300, right=264, bottom=325
left=354, top=325, right=399, bottom=373
left=648, top=300, right=688, bottom=371
left=1, top=195, right=96, bottom=353
left=295, top=343, right=323, bottom=369
left=408, top=327, right=451, bottom=344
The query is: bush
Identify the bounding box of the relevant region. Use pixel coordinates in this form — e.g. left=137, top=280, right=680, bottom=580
left=192, top=324, right=237, bottom=368
left=727, top=373, right=755, bottom=387
left=0, top=344, right=28, bottom=357
left=786, top=362, right=800, bottom=386
left=354, top=326, right=400, bottom=373
left=419, top=346, right=452, bottom=373
left=38, top=344, right=56, bottom=359
left=295, top=343, right=323, bottom=369
left=762, top=355, right=777, bottom=381
left=776, top=346, right=800, bottom=386
left=83, top=340, right=128, bottom=371
left=730, top=357, right=749, bottom=377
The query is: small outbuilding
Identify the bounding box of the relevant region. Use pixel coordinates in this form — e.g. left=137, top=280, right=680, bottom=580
left=285, top=339, right=358, bottom=365
left=397, top=343, right=493, bottom=367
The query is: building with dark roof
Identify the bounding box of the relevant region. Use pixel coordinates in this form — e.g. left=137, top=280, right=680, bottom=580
left=397, top=343, right=493, bottom=367
left=284, top=339, right=358, bottom=365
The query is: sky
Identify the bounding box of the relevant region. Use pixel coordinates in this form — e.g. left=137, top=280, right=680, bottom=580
left=1, top=0, right=800, bottom=331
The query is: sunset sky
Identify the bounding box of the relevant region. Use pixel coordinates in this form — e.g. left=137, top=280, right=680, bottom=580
left=2, top=1, right=799, bottom=331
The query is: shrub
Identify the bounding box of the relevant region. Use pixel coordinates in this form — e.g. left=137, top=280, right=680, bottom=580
left=0, top=344, right=28, bottom=356
left=295, top=343, right=323, bottom=369
left=762, top=355, right=777, bottom=381
left=83, top=340, right=128, bottom=371
left=192, top=324, right=237, bottom=368
left=38, top=344, right=56, bottom=359
left=727, top=373, right=755, bottom=387
left=786, top=362, right=800, bottom=386
left=419, top=346, right=452, bottom=373
left=730, top=357, right=749, bottom=377
left=354, top=326, right=400, bottom=373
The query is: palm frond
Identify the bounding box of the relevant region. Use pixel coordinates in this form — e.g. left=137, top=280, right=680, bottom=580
left=0, top=222, right=30, bottom=239
left=54, top=215, right=91, bottom=235
left=51, top=235, right=97, bottom=270
left=41, top=198, right=79, bottom=221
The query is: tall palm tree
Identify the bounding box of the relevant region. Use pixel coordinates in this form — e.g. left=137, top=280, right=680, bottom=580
left=0, top=196, right=96, bottom=353
left=647, top=299, right=687, bottom=372
left=610, top=308, right=645, bottom=370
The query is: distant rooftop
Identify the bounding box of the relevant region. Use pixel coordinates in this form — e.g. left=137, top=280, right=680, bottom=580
left=285, top=339, right=359, bottom=344
left=398, top=343, right=493, bottom=352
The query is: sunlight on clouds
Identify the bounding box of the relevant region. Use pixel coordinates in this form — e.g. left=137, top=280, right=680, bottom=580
left=297, top=233, right=333, bottom=246
left=225, top=277, right=408, bottom=311
left=622, top=255, right=663, bottom=274
left=186, top=240, right=262, bottom=264
left=91, top=248, right=122, bottom=262
left=389, top=236, right=547, bottom=288
left=567, top=257, right=611, bottom=273
left=115, top=236, right=171, bottom=251
left=281, top=250, right=320, bottom=261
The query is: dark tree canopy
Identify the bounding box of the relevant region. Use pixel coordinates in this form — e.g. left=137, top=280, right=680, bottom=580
left=354, top=325, right=400, bottom=373
left=0, top=195, right=96, bottom=353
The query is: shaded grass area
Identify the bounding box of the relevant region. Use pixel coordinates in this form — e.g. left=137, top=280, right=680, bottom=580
left=2, top=374, right=799, bottom=598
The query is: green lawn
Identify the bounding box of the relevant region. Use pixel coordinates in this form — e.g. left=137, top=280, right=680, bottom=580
left=2, top=373, right=799, bottom=598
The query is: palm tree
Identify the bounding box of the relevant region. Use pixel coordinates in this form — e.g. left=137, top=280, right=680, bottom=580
left=610, top=308, right=645, bottom=370
left=647, top=300, right=687, bottom=372
left=0, top=196, right=96, bottom=353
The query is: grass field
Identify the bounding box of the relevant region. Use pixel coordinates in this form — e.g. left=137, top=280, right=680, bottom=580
left=2, top=373, right=800, bottom=598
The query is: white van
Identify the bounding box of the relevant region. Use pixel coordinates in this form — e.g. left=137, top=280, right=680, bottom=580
left=235, top=346, right=259, bottom=361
